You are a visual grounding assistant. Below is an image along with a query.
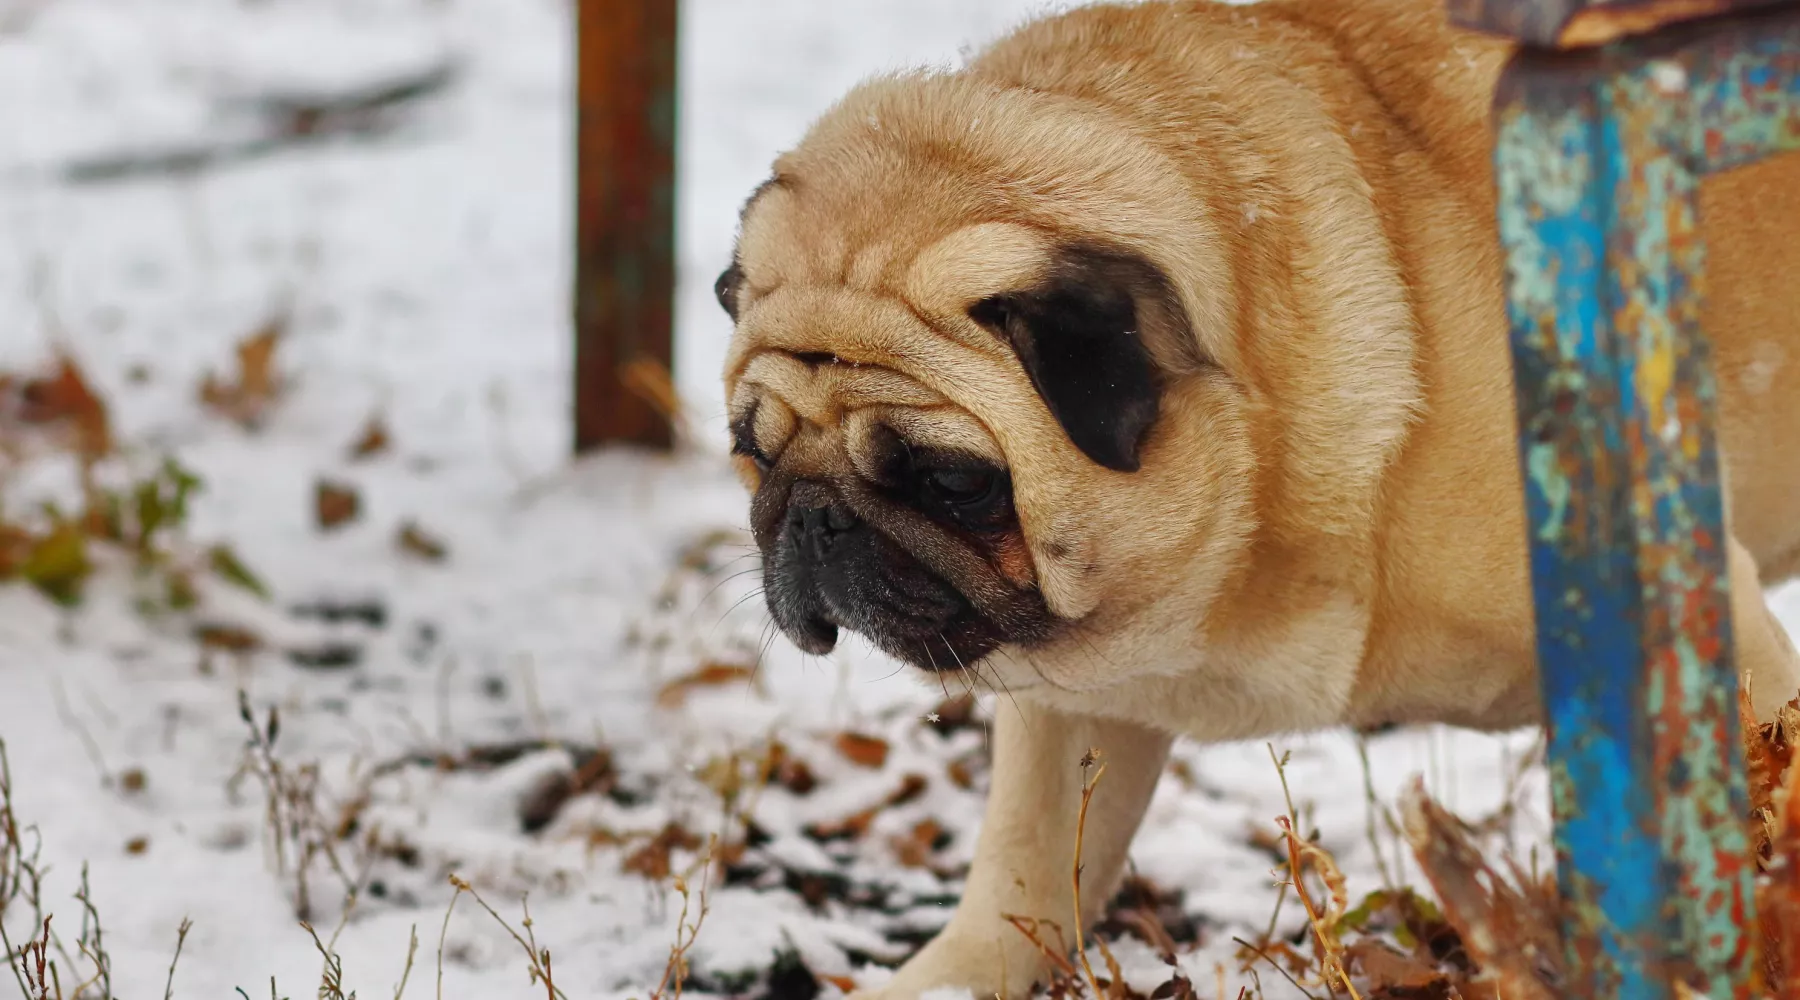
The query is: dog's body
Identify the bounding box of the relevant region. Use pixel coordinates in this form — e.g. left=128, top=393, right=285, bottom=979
left=717, top=0, right=1800, bottom=995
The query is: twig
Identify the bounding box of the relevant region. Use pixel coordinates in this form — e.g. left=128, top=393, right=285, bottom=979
left=1354, top=737, right=1397, bottom=890
left=1003, top=915, right=1079, bottom=979
left=1072, top=750, right=1109, bottom=999
left=163, top=918, right=193, bottom=1000
left=1232, top=936, right=1321, bottom=1000
left=649, top=839, right=716, bottom=1000
left=302, top=921, right=351, bottom=1000
left=445, top=876, right=568, bottom=1000
left=393, top=924, right=418, bottom=1000
left=1267, top=748, right=1362, bottom=1000
left=435, top=881, right=463, bottom=1000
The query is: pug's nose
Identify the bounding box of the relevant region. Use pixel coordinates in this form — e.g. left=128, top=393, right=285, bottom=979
left=785, top=499, right=859, bottom=561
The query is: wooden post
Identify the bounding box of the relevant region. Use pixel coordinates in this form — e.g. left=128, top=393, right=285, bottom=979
left=1462, top=0, right=1800, bottom=995
left=573, top=0, right=678, bottom=453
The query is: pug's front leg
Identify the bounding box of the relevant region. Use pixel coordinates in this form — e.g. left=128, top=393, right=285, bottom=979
left=862, top=699, right=1173, bottom=1000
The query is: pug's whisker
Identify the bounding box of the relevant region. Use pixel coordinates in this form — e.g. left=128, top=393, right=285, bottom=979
left=705, top=587, right=766, bottom=644
left=695, top=561, right=763, bottom=603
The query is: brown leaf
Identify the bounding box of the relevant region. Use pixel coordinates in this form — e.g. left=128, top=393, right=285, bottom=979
left=834, top=732, right=890, bottom=770
left=199, top=318, right=285, bottom=428
left=926, top=693, right=980, bottom=734
left=656, top=661, right=757, bottom=709
left=804, top=773, right=929, bottom=843
left=947, top=757, right=976, bottom=790
left=890, top=819, right=946, bottom=869
left=314, top=479, right=360, bottom=531
left=194, top=623, right=262, bottom=653
left=124, top=836, right=149, bottom=856
left=347, top=414, right=390, bottom=459
left=805, top=808, right=877, bottom=844
left=15, top=356, right=112, bottom=460
left=822, top=976, right=858, bottom=994
left=621, top=822, right=702, bottom=881
left=1347, top=940, right=1451, bottom=993
left=1400, top=781, right=1563, bottom=1000
left=396, top=520, right=448, bottom=562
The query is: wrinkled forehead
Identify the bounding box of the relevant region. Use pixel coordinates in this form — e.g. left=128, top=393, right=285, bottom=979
left=729, top=337, right=1007, bottom=474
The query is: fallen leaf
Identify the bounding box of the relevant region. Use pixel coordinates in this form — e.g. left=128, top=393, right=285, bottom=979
left=1347, top=940, right=1451, bottom=993
left=891, top=819, right=946, bottom=868
left=118, top=768, right=148, bottom=794
left=21, top=521, right=91, bottom=606
left=834, top=732, right=890, bottom=769
left=314, top=479, right=360, bottom=530
left=656, top=661, right=756, bottom=709
left=208, top=544, right=270, bottom=599
left=124, top=836, right=149, bottom=856
left=194, top=623, right=262, bottom=653
left=347, top=414, right=390, bottom=459
left=396, top=520, right=448, bottom=561
left=517, top=748, right=617, bottom=834
left=947, top=758, right=976, bottom=790
left=199, top=318, right=285, bottom=428
left=822, top=976, right=858, bottom=994
left=16, top=356, right=111, bottom=460
left=804, top=773, right=929, bottom=843
left=0, top=523, right=31, bottom=579
left=767, top=743, right=817, bottom=796
left=621, top=822, right=702, bottom=881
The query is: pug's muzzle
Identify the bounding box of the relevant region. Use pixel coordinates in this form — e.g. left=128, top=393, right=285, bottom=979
left=764, top=480, right=1004, bottom=671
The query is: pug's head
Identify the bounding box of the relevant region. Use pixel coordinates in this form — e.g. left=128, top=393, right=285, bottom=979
left=715, top=70, right=1277, bottom=690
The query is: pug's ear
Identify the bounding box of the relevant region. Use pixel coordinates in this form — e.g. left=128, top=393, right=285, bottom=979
left=969, top=246, right=1182, bottom=473
left=714, top=260, right=745, bottom=321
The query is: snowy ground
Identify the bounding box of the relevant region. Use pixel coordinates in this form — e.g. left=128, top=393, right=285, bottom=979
left=2, top=1, right=1796, bottom=997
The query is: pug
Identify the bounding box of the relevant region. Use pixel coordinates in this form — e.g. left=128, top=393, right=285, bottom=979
left=715, top=0, right=1800, bottom=995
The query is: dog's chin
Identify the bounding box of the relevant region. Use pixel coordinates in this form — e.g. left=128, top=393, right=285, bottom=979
left=869, top=615, right=1005, bottom=673
left=773, top=603, right=1004, bottom=671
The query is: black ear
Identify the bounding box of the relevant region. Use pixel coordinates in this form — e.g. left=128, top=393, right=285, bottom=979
left=969, top=246, right=1178, bottom=473
left=715, top=260, right=744, bottom=321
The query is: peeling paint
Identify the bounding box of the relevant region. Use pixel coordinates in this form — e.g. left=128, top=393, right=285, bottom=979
left=1492, top=6, right=1800, bottom=999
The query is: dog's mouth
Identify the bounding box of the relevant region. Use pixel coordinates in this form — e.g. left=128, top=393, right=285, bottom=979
left=763, top=519, right=1017, bottom=671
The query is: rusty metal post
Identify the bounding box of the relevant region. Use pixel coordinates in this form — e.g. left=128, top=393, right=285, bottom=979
left=574, top=0, right=678, bottom=453
left=1461, top=0, right=1800, bottom=996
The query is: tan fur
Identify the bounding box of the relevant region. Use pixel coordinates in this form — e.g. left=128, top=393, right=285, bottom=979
left=720, top=0, right=1800, bottom=995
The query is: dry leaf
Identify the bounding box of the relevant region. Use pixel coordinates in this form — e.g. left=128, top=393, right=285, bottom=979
left=890, top=819, right=946, bottom=869
left=822, top=976, right=858, bottom=994
left=15, top=356, right=112, bottom=460
left=1401, top=780, right=1563, bottom=1000
left=621, top=822, right=702, bottom=881
left=834, top=732, right=890, bottom=769
left=195, top=623, right=263, bottom=653
left=347, top=413, right=390, bottom=459
left=124, top=836, right=149, bottom=856
left=805, top=773, right=929, bottom=843
left=199, top=318, right=285, bottom=428
left=314, top=479, right=360, bottom=530
left=1347, top=940, right=1451, bottom=993
left=656, top=661, right=757, bottom=709
left=396, top=520, right=447, bottom=561
left=947, top=757, right=976, bottom=790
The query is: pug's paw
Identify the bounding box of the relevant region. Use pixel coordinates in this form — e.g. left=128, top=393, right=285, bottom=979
left=845, top=920, right=1055, bottom=1000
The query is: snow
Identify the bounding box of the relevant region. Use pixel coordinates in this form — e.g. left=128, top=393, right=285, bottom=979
left=0, top=0, right=1795, bottom=997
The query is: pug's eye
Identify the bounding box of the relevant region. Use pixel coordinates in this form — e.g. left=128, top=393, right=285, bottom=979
left=729, top=419, right=770, bottom=472
left=925, top=468, right=996, bottom=505
left=917, top=465, right=1012, bottom=529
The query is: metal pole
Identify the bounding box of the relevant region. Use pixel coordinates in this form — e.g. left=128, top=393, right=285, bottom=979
left=574, top=0, right=678, bottom=453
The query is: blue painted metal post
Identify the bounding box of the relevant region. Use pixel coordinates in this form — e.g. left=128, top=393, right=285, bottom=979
left=1457, top=2, right=1800, bottom=997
